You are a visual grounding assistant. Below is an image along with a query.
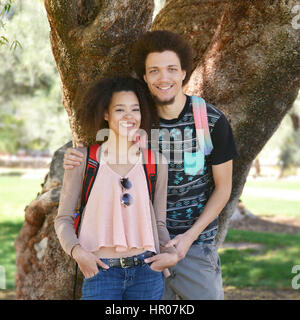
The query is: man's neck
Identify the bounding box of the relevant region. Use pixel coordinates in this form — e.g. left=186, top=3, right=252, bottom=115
left=157, top=93, right=187, bottom=120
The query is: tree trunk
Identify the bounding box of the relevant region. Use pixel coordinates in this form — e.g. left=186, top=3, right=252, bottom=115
left=15, top=0, right=300, bottom=299
left=153, top=0, right=300, bottom=246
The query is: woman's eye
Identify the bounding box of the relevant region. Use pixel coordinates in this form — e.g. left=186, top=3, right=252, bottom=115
left=133, top=108, right=140, bottom=112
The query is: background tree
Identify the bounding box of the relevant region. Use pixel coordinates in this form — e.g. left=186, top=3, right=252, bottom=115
left=0, top=1, right=72, bottom=154
left=15, top=0, right=300, bottom=299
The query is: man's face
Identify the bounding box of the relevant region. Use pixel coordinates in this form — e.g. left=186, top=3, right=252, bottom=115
left=143, top=50, right=186, bottom=106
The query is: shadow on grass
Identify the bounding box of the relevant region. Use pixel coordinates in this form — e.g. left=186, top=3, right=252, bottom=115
left=221, top=229, right=300, bottom=290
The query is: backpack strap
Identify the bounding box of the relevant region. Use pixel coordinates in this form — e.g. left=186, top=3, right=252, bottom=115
left=141, top=148, right=157, bottom=203
left=73, top=143, right=100, bottom=300
left=74, top=144, right=100, bottom=236
left=191, top=96, right=213, bottom=156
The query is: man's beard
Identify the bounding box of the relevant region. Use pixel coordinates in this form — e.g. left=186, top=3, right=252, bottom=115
left=152, top=94, right=175, bottom=106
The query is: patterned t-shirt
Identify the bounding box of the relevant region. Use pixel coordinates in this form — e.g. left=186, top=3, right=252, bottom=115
left=153, top=95, right=238, bottom=245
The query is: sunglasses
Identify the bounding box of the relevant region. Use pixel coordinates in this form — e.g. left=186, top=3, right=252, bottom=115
left=120, top=177, right=133, bottom=207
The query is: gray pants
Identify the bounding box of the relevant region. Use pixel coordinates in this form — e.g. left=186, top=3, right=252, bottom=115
left=163, top=244, right=224, bottom=300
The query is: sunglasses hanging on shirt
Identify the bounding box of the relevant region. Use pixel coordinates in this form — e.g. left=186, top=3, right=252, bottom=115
left=120, top=177, right=133, bottom=207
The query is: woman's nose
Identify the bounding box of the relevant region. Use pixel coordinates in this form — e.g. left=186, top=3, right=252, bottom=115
left=123, top=111, right=134, bottom=119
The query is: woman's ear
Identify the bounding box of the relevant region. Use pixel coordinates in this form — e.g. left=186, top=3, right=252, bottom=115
left=104, top=110, right=108, bottom=122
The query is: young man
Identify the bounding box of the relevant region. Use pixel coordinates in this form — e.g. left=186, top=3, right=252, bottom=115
left=63, top=30, right=238, bottom=300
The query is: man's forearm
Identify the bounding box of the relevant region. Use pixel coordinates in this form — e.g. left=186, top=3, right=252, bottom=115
left=185, top=186, right=231, bottom=242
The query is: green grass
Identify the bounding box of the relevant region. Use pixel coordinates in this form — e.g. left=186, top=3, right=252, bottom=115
left=240, top=196, right=300, bottom=217
left=241, top=179, right=300, bottom=218
left=245, top=180, right=300, bottom=190
left=0, top=171, right=44, bottom=289
left=0, top=173, right=44, bottom=223
left=0, top=221, right=23, bottom=289
left=220, top=229, right=300, bottom=290
left=0, top=171, right=300, bottom=291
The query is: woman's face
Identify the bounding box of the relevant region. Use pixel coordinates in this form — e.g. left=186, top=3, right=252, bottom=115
left=104, top=91, right=141, bottom=139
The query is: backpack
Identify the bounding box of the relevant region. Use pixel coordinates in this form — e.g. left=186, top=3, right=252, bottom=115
left=191, top=96, right=213, bottom=157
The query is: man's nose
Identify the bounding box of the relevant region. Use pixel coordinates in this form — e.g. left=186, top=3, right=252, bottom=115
left=158, top=69, right=169, bottom=81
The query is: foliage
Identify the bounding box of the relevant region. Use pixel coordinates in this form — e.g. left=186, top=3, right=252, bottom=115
left=0, top=0, right=72, bottom=154
left=258, top=91, right=300, bottom=169
left=0, top=0, right=21, bottom=49
left=277, top=95, right=300, bottom=169
left=279, top=129, right=300, bottom=169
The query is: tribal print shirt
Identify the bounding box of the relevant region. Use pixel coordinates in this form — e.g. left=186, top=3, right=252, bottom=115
left=154, top=95, right=238, bottom=244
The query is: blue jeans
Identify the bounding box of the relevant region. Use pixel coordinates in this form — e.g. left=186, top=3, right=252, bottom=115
left=81, top=255, right=164, bottom=300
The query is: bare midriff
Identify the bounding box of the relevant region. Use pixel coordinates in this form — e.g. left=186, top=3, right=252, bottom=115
left=93, top=247, right=147, bottom=259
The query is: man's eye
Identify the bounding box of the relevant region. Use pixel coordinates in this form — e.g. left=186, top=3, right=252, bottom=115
left=149, top=70, right=157, bottom=73
left=115, top=109, right=124, bottom=112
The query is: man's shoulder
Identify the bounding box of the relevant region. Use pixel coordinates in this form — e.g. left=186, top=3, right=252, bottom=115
left=188, top=95, right=224, bottom=126
left=188, top=95, right=223, bottom=116
left=205, top=102, right=223, bottom=118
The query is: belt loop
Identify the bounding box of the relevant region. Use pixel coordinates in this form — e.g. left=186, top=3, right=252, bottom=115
left=120, top=257, right=126, bottom=268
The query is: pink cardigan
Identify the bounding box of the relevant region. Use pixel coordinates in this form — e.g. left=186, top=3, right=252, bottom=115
left=55, top=147, right=174, bottom=257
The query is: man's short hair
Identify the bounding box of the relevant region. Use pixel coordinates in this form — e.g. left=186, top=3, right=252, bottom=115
left=131, top=30, right=194, bottom=86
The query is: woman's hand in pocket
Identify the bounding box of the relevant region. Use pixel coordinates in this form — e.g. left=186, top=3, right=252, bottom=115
left=71, top=245, right=109, bottom=278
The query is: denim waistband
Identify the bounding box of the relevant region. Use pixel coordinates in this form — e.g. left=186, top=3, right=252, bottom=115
left=99, top=251, right=155, bottom=268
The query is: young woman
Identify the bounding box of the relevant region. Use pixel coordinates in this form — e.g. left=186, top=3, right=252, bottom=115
left=55, top=77, right=178, bottom=300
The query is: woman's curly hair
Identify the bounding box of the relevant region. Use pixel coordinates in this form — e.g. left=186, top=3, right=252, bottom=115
left=76, top=76, right=159, bottom=140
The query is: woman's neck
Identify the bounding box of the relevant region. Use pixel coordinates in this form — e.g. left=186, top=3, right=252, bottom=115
left=102, top=137, right=140, bottom=165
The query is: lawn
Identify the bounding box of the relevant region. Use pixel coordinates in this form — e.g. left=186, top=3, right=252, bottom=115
left=241, top=179, right=300, bottom=217
left=220, top=230, right=300, bottom=290
left=0, top=170, right=45, bottom=289
left=0, top=170, right=299, bottom=294
left=0, top=171, right=45, bottom=223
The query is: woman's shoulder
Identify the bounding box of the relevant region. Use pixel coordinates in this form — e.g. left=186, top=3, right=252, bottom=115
left=76, top=146, right=87, bottom=155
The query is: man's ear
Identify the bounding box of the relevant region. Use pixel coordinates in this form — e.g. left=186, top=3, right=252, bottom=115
left=143, top=74, right=148, bottom=83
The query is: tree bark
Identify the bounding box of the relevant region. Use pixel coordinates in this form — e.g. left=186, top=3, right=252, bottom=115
left=44, top=0, right=154, bottom=144
left=15, top=0, right=154, bottom=300
left=15, top=0, right=300, bottom=299
left=153, top=0, right=300, bottom=246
